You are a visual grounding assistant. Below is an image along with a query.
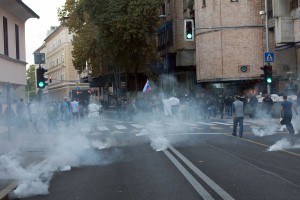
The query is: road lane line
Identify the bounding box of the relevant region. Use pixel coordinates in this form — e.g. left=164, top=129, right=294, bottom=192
left=163, top=150, right=214, bottom=200
left=224, top=133, right=300, bottom=157
left=211, top=122, right=232, bottom=126
left=196, top=122, right=215, bottom=126
left=168, top=145, right=235, bottom=200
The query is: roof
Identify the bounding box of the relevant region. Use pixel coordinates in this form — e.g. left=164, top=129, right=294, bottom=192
left=0, top=0, right=39, bottom=21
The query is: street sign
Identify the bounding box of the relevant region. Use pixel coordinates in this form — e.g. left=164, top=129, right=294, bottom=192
left=264, top=52, right=274, bottom=63
left=76, top=86, right=80, bottom=91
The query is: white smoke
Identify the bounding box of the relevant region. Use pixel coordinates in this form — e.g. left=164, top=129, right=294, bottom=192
left=252, top=125, right=279, bottom=137
left=268, top=138, right=300, bottom=151
left=150, top=136, right=169, bottom=151
left=0, top=121, right=122, bottom=198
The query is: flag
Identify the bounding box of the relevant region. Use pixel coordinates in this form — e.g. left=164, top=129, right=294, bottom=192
left=143, top=80, right=151, bottom=93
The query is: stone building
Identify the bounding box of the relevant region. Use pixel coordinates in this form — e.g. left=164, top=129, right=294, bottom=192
left=0, top=0, right=39, bottom=97
left=195, top=0, right=268, bottom=93
left=34, top=25, right=90, bottom=101
left=272, top=0, right=300, bottom=94
left=194, top=0, right=300, bottom=95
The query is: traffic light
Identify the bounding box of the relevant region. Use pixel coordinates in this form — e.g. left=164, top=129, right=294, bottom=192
left=36, top=67, right=48, bottom=89
left=184, top=19, right=194, bottom=41
left=260, top=64, right=272, bottom=84
left=265, top=65, right=272, bottom=83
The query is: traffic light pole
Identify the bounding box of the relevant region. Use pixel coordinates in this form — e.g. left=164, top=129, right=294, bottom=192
left=265, top=0, right=271, bottom=95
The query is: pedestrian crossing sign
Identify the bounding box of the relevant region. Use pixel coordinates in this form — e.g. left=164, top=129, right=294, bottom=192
left=264, top=52, right=274, bottom=63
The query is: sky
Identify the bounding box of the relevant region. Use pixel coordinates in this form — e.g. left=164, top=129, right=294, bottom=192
left=23, top=0, right=66, bottom=68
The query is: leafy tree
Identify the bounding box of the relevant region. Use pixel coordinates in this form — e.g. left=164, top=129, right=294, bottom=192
left=26, top=65, right=36, bottom=100
left=58, top=0, right=162, bottom=91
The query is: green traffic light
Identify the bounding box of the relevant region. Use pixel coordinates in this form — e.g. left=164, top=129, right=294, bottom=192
left=266, top=77, right=272, bottom=84
left=186, top=33, right=192, bottom=39
left=38, top=81, right=45, bottom=88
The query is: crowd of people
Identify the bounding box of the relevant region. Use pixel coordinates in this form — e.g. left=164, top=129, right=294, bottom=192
left=14, top=97, right=103, bottom=132
left=11, top=89, right=300, bottom=138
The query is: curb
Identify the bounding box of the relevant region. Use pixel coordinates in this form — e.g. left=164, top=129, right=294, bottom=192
left=0, top=181, right=17, bottom=200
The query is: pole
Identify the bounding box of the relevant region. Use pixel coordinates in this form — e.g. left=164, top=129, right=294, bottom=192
left=6, top=82, right=10, bottom=140
left=265, top=0, right=271, bottom=95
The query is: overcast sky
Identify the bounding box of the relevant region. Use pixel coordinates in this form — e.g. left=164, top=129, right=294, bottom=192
left=23, top=0, right=66, bottom=67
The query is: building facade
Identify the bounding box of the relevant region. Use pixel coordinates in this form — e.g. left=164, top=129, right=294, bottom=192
left=195, top=0, right=268, bottom=93
left=194, top=0, right=300, bottom=95
left=272, top=0, right=300, bottom=94
left=158, top=0, right=196, bottom=96
left=35, top=25, right=90, bottom=101
left=0, top=0, right=38, bottom=97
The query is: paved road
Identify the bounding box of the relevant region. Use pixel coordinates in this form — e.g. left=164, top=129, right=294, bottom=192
left=2, top=115, right=296, bottom=200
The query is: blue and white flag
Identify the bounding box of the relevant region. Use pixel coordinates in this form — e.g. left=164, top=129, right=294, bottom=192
left=142, top=80, right=151, bottom=93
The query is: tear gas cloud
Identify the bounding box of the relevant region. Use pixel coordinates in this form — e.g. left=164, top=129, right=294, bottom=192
left=0, top=74, right=299, bottom=198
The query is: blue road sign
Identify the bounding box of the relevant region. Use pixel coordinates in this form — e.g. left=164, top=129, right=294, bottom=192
left=264, top=52, right=274, bottom=63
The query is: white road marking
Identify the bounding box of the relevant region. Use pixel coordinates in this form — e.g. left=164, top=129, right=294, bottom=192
left=211, top=122, right=232, bottom=126
left=114, top=125, right=128, bottom=130
left=163, top=150, right=214, bottom=200
left=97, top=126, right=110, bottom=131
left=196, top=122, right=215, bottom=126
left=131, top=124, right=144, bottom=129
left=168, top=145, right=235, bottom=200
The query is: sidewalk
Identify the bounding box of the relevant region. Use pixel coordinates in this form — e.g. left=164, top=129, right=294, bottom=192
left=0, top=123, right=45, bottom=200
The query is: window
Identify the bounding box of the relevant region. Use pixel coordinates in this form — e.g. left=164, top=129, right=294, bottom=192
left=3, top=17, right=8, bottom=56
left=15, top=24, right=20, bottom=60
left=202, top=0, right=206, bottom=7
left=291, top=0, right=299, bottom=10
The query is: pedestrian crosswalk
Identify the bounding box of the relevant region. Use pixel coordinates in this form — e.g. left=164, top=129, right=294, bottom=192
left=80, top=120, right=255, bottom=133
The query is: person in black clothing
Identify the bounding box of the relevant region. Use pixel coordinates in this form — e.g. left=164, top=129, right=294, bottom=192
left=248, top=94, right=258, bottom=119
left=281, top=96, right=298, bottom=136
left=224, top=95, right=234, bottom=118
left=297, top=89, right=300, bottom=112
left=262, top=94, right=273, bottom=117
left=217, top=94, right=225, bottom=119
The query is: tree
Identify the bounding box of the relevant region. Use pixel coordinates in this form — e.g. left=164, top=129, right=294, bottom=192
left=58, top=0, right=162, bottom=91
left=26, top=65, right=36, bottom=100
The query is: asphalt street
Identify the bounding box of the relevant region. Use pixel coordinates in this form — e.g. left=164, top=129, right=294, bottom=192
left=1, top=114, right=300, bottom=200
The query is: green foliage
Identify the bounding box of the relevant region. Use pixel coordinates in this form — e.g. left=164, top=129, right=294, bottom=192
left=58, top=0, right=162, bottom=78
left=26, top=65, right=36, bottom=99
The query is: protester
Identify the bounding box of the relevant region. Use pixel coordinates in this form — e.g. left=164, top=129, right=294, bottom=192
left=248, top=93, right=258, bottom=119
left=232, top=95, right=244, bottom=138
left=217, top=93, right=225, bottom=119
left=71, top=98, right=79, bottom=123
left=127, top=98, right=137, bottom=123
left=16, top=98, right=26, bottom=127
left=297, top=89, right=300, bottom=112
left=88, top=99, right=101, bottom=132
left=225, top=94, right=234, bottom=118
left=29, top=100, right=38, bottom=129
left=280, top=96, right=298, bottom=136
left=62, top=97, right=71, bottom=126
left=262, top=94, right=273, bottom=117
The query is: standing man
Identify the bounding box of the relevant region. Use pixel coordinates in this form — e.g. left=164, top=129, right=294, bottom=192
left=296, top=89, right=300, bottom=112
left=248, top=93, right=258, bottom=119
left=16, top=98, right=26, bottom=127
left=71, top=98, right=79, bottom=123
left=281, top=96, right=298, bottom=135
left=263, top=94, right=273, bottom=117
left=232, top=95, right=244, bottom=138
